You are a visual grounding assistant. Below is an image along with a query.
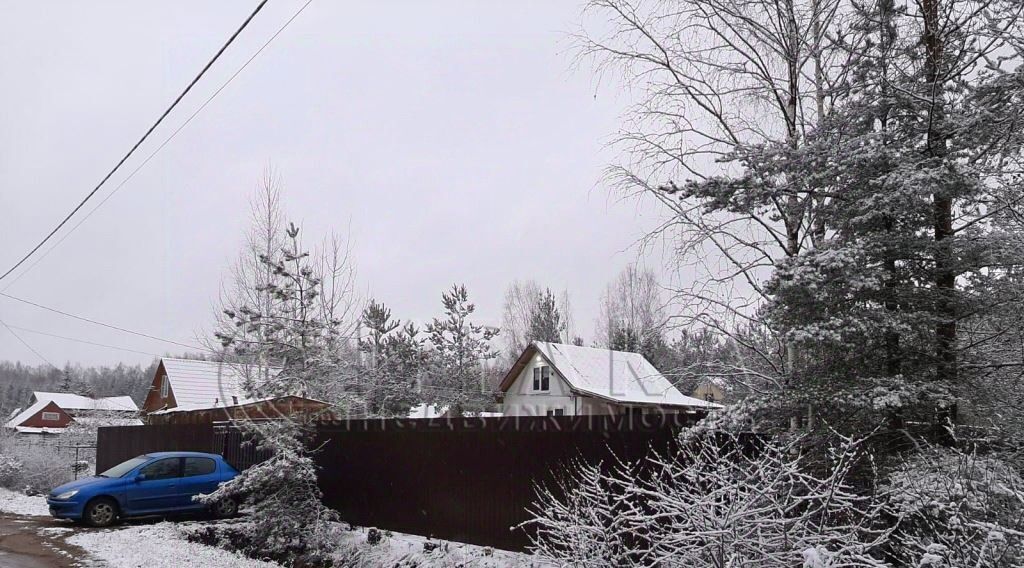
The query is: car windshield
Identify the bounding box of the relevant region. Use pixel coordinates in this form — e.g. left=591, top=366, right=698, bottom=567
left=98, top=456, right=150, bottom=478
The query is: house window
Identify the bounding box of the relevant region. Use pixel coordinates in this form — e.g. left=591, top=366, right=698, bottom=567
left=160, top=375, right=169, bottom=398
left=41, top=412, right=60, bottom=422
left=546, top=408, right=565, bottom=417
left=532, top=366, right=550, bottom=392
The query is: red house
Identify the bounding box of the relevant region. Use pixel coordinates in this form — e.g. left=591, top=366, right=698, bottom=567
left=4, top=392, right=140, bottom=435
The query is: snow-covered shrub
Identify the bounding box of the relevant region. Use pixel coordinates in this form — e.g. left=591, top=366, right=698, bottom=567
left=884, top=446, right=1024, bottom=567
left=195, top=421, right=338, bottom=566
left=0, top=453, right=22, bottom=488
left=0, top=442, right=74, bottom=493
left=527, top=431, right=891, bottom=567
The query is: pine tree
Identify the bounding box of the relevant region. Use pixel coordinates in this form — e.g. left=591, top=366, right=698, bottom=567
left=216, top=222, right=359, bottom=405
left=527, top=289, right=564, bottom=344
left=425, top=284, right=499, bottom=413
left=209, top=221, right=357, bottom=561
left=359, top=300, right=424, bottom=416
left=688, top=0, right=1024, bottom=426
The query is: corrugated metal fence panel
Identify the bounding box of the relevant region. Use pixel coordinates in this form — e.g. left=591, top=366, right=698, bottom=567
left=213, top=426, right=275, bottom=471
left=95, top=423, right=215, bottom=473
left=310, top=414, right=695, bottom=550
left=95, top=413, right=699, bottom=551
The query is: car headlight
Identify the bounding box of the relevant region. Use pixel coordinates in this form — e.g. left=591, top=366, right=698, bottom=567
left=54, top=490, right=79, bottom=500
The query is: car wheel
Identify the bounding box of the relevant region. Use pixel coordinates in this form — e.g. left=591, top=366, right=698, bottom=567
left=84, top=498, right=118, bottom=527
left=212, top=497, right=238, bottom=519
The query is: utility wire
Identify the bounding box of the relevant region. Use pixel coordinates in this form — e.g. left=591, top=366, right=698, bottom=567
left=3, top=0, right=315, bottom=290
left=0, top=318, right=59, bottom=368
left=0, top=292, right=206, bottom=352
left=2, top=323, right=163, bottom=358
left=0, top=0, right=271, bottom=284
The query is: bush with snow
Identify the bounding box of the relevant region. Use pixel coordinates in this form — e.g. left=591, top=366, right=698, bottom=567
left=0, top=442, right=75, bottom=493
left=0, top=453, right=21, bottom=487
left=884, top=446, right=1024, bottom=567
left=526, top=431, right=891, bottom=567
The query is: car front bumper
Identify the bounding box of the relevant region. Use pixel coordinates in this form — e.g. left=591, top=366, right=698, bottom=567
left=46, top=498, right=85, bottom=520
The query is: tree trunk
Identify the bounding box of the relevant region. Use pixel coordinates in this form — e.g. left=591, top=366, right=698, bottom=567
left=922, top=0, right=957, bottom=384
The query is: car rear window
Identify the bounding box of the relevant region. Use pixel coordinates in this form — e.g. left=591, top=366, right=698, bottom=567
left=183, top=457, right=216, bottom=477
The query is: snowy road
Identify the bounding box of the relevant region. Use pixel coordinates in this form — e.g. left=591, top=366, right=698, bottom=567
left=0, top=515, right=87, bottom=568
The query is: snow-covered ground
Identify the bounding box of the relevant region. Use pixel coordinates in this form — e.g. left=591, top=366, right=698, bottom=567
left=68, top=522, right=281, bottom=568
left=0, top=487, right=50, bottom=516
left=0, top=488, right=540, bottom=566
left=331, top=525, right=540, bottom=567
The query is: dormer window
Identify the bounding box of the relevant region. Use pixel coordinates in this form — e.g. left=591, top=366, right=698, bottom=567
left=532, top=366, right=550, bottom=392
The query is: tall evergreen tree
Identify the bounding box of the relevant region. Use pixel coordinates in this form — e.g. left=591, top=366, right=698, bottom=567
left=425, top=284, right=499, bottom=413
left=359, top=300, right=424, bottom=416
left=527, top=289, right=565, bottom=344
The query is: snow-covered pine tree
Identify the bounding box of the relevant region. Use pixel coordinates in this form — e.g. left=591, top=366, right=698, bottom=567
left=203, top=220, right=360, bottom=563
left=359, top=300, right=425, bottom=416
left=527, top=288, right=564, bottom=344
left=751, top=0, right=1024, bottom=431
left=424, top=284, right=499, bottom=414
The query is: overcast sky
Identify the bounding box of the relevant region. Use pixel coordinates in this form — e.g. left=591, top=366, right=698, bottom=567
left=0, top=0, right=671, bottom=367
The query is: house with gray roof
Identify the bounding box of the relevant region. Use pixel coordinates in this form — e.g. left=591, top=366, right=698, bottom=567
left=499, top=341, right=721, bottom=417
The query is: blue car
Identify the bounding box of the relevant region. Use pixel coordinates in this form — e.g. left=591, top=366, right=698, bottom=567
left=47, top=451, right=240, bottom=527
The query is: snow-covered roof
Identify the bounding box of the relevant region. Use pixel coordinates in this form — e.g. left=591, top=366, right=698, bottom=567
left=502, top=341, right=722, bottom=409
left=146, top=395, right=327, bottom=415
left=5, top=392, right=140, bottom=430
left=13, top=426, right=63, bottom=435
left=73, top=416, right=144, bottom=427
left=159, top=358, right=268, bottom=410
left=31, top=392, right=137, bottom=412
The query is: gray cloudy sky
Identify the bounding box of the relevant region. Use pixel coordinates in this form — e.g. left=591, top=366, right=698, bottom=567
left=0, top=0, right=669, bottom=367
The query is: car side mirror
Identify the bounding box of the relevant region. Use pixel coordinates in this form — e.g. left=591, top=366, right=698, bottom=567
left=134, top=474, right=146, bottom=483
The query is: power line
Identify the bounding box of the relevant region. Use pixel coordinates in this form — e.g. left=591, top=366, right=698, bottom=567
left=3, top=0, right=315, bottom=290
left=0, top=318, right=58, bottom=369
left=0, top=0, right=271, bottom=284
left=0, top=292, right=206, bottom=352
left=2, top=323, right=164, bottom=358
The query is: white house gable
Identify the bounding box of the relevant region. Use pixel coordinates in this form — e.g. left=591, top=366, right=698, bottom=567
left=500, top=341, right=723, bottom=417
left=502, top=351, right=574, bottom=416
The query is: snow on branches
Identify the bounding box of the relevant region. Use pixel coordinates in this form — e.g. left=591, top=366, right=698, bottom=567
left=884, top=444, right=1024, bottom=567
left=527, top=431, right=891, bottom=567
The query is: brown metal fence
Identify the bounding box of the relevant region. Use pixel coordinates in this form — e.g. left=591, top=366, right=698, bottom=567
left=96, top=413, right=700, bottom=551
left=96, top=423, right=215, bottom=472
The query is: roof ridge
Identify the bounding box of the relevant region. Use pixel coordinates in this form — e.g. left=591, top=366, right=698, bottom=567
left=532, top=340, right=645, bottom=357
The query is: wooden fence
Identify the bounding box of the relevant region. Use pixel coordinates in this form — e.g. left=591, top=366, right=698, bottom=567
left=96, top=413, right=701, bottom=551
